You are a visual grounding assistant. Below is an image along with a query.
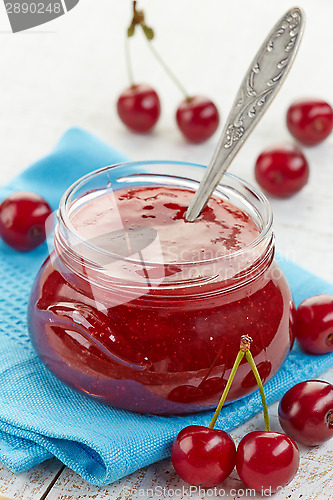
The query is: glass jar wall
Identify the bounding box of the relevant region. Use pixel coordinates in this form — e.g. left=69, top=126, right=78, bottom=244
left=28, top=162, right=294, bottom=414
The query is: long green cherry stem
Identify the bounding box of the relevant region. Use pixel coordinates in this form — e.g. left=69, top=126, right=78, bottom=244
left=208, top=350, right=245, bottom=429
left=208, top=335, right=252, bottom=429
left=245, top=350, right=271, bottom=432
left=208, top=335, right=271, bottom=432
left=125, top=36, right=135, bottom=86
left=127, top=0, right=190, bottom=99
left=144, top=40, right=190, bottom=99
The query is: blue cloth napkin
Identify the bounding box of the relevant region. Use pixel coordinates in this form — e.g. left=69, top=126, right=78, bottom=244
left=1, top=128, right=333, bottom=486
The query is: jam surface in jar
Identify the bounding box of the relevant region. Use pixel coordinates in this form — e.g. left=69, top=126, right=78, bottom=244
left=71, top=186, right=260, bottom=262
left=29, top=184, right=293, bottom=414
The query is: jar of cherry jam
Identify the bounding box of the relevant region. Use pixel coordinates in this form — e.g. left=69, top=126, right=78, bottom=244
left=28, top=161, right=294, bottom=414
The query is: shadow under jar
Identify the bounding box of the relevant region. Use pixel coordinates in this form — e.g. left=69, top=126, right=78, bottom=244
left=28, top=161, right=294, bottom=414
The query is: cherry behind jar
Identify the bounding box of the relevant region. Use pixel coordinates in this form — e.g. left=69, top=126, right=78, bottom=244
left=28, top=162, right=294, bottom=414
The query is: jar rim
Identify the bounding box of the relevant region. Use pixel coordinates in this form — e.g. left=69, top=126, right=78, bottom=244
left=58, top=160, right=273, bottom=268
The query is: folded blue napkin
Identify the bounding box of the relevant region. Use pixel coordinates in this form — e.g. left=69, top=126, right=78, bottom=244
left=1, top=128, right=333, bottom=486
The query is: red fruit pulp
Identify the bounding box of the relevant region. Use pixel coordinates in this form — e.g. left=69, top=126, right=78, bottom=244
left=278, top=380, right=333, bottom=446
left=295, top=294, right=333, bottom=354
left=28, top=186, right=293, bottom=414
left=236, top=431, right=299, bottom=493
left=176, top=96, right=219, bottom=143
left=117, top=83, right=160, bottom=133
left=255, top=144, right=309, bottom=198
left=287, top=99, right=333, bottom=146
left=171, top=425, right=236, bottom=486
left=0, top=191, right=52, bottom=252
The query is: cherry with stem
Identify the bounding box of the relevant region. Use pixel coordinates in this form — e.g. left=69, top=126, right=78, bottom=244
left=236, top=338, right=300, bottom=494
left=171, top=335, right=250, bottom=487
left=144, top=31, right=219, bottom=143
left=125, top=1, right=219, bottom=142
left=172, top=334, right=300, bottom=492
left=117, top=2, right=161, bottom=133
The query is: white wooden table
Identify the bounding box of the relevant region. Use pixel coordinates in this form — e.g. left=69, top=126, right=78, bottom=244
left=0, top=0, right=333, bottom=498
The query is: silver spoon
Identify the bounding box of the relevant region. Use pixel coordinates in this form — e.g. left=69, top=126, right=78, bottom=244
left=185, top=7, right=305, bottom=222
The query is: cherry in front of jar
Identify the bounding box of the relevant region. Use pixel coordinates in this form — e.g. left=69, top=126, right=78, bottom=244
left=0, top=191, right=52, bottom=252
left=176, top=96, right=219, bottom=143
left=278, top=380, right=333, bottom=446
left=117, top=83, right=161, bottom=133
left=255, top=143, right=309, bottom=197
left=236, top=431, right=299, bottom=493
left=171, top=425, right=236, bottom=486
left=171, top=337, right=253, bottom=486
left=295, top=294, right=333, bottom=355
left=235, top=339, right=299, bottom=493
left=287, top=99, right=333, bottom=146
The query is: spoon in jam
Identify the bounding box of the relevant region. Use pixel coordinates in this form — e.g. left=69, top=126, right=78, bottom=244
left=185, top=7, right=305, bottom=222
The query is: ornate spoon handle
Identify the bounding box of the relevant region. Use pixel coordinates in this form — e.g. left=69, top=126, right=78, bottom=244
left=185, top=7, right=305, bottom=222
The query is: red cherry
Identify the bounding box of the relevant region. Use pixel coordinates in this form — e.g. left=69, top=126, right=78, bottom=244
left=171, top=425, right=236, bottom=486
left=278, top=380, right=333, bottom=446
left=117, top=83, right=161, bottom=133
left=287, top=99, right=333, bottom=146
left=255, top=144, right=309, bottom=197
left=295, top=294, right=333, bottom=354
left=176, top=96, right=219, bottom=143
left=236, top=431, right=299, bottom=493
left=0, top=192, right=52, bottom=252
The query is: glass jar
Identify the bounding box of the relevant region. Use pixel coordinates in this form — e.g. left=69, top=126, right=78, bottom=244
left=28, top=161, right=294, bottom=414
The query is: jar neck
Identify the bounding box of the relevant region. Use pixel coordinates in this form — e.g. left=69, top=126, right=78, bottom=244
left=53, top=220, right=275, bottom=297
left=54, top=162, right=275, bottom=298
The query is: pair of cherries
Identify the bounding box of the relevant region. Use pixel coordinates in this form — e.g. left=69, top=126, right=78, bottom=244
left=117, top=86, right=219, bottom=143
left=117, top=83, right=219, bottom=143
left=171, top=296, right=333, bottom=492
left=117, top=2, right=219, bottom=143
left=255, top=98, right=333, bottom=198
left=171, top=336, right=300, bottom=494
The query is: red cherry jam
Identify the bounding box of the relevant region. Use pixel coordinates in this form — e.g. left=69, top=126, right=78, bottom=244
left=28, top=163, right=293, bottom=414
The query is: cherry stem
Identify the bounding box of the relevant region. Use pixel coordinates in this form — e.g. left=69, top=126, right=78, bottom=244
left=127, top=1, right=190, bottom=97
left=125, top=36, right=135, bottom=86
left=207, top=335, right=270, bottom=431
left=144, top=40, right=190, bottom=99
left=208, top=350, right=245, bottom=429
left=327, top=411, right=333, bottom=428
left=245, top=350, right=271, bottom=432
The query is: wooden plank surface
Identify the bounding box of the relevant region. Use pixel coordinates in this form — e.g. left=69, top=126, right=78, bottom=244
left=3, top=368, right=328, bottom=500
left=2, top=396, right=333, bottom=500
left=42, top=391, right=333, bottom=499
left=1, top=371, right=331, bottom=499
left=0, top=460, right=64, bottom=500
